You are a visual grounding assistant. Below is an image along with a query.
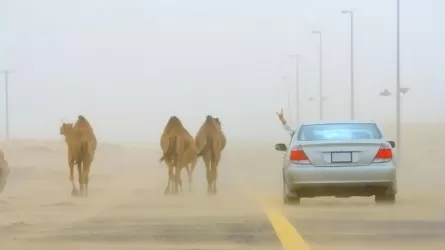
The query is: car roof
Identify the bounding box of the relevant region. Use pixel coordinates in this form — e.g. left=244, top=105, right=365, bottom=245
left=299, top=120, right=378, bottom=126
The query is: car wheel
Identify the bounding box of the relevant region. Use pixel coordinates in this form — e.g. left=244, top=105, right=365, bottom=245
left=283, top=183, right=300, bottom=205
left=375, top=193, right=396, bottom=204
left=282, top=172, right=301, bottom=205
left=284, top=194, right=301, bottom=205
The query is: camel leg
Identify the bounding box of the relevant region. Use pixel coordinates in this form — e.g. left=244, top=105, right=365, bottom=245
left=164, top=169, right=171, bottom=195
left=211, top=153, right=221, bottom=195
left=176, top=166, right=182, bottom=193
left=83, top=160, right=91, bottom=197
left=211, top=164, right=218, bottom=195
left=178, top=165, right=184, bottom=194
left=173, top=165, right=181, bottom=195
left=179, top=166, right=185, bottom=193
left=164, top=164, right=174, bottom=195
left=77, top=162, right=84, bottom=197
left=186, top=165, right=192, bottom=192
left=69, top=160, right=79, bottom=196
left=203, top=155, right=212, bottom=195
left=171, top=166, right=177, bottom=195
left=173, top=156, right=184, bottom=195
left=188, top=158, right=197, bottom=192
left=167, top=168, right=175, bottom=195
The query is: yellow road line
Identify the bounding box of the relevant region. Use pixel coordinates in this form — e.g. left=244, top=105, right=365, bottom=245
left=263, top=206, right=311, bottom=250
left=229, top=158, right=311, bottom=250
left=239, top=191, right=312, bottom=249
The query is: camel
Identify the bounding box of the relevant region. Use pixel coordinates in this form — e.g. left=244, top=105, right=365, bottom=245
left=159, top=116, right=197, bottom=194
left=0, top=150, right=10, bottom=195
left=60, top=115, right=97, bottom=197
left=195, top=115, right=226, bottom=195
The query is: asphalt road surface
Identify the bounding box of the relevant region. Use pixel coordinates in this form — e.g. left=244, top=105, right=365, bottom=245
left=2, top=174, right=445, bottom=250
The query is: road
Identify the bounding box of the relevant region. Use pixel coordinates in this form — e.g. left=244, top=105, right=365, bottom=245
left=1, top=142, right=445, bottom=249
left=2, top=189, right=445, bottom=250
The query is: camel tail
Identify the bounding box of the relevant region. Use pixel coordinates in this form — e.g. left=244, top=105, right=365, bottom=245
left=197, top=135, right=213, bottom=158
left=159, top=136, right=177, bottom=163
left=79, top=141, right=89, bottom=163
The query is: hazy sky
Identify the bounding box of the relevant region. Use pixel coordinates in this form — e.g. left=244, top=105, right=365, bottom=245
left=0, top=0, right=444, bottom=143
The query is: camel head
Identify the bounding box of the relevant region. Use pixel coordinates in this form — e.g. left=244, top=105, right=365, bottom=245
left=60, top=123, right=74, bottom=136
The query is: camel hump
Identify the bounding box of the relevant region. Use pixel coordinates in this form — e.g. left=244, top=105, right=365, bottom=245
left=76, top=115, right=91, bottom=127
left=73, top=115, right=95, bottom=142
left=164, top=115, right=185, bottom=133
left=74, top=115, right=93, bottom=130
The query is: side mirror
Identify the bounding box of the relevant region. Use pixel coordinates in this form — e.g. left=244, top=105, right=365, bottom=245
left=275, top=143, right=287, bottom=152
left=388, top=141, right=396, bottom=148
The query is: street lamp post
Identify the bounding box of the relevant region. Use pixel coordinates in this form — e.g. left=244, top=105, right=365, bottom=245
left=282, top=76, right=293, bottom=124
left=1, top=70, right=15, bottom=140
left=341, top=10, right=355, bottom=120
left=380, top=86, right=409, bottom=164
left=396, top=0, right=401, bottom=163
left=312, top=31, right=323, bottom=120
left=289, top=54, right=300, bottom=125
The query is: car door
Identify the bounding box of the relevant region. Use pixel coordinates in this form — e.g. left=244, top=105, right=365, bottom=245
left=282, top=135, right=293, bottom=164
left=282, top=133, right=294, bottom=183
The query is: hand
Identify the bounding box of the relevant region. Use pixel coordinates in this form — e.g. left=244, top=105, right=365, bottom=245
left=276, top=108, right=287, bottom=124
left=276, top=108, right=284, bottom=118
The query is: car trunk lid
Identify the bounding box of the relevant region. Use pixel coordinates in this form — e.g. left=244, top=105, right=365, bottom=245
left=299, top=139, right=383, bottom=167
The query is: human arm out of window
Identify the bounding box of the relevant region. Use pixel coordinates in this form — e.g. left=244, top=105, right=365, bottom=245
left=276, top=108, right=295, bottom=136
left=283, top=123, right=295, bottom=136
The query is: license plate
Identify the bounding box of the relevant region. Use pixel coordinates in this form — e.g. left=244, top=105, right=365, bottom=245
left=331, top=152, right=352, bottom=163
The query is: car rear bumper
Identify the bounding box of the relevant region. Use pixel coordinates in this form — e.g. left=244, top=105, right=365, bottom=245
left=284, top=163, right=397, bottom=195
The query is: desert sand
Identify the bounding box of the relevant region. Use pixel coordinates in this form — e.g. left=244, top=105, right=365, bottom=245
left=1, top=123, right=445, bottom=250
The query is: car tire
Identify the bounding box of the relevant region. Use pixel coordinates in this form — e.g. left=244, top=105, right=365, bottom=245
left=283, top=183, right=300, bottom=205
left=284, top=194, right=301, bottom=205
left=282, top=172, right=301, bottom=205
left=375, top=193, right=396, bottom=204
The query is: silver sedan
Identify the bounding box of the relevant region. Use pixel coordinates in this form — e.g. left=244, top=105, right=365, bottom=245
left=275, top=121, right=397, bottom=205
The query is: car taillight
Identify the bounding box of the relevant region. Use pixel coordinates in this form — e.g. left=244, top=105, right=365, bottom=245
left=289, top=145, right=310, bottom=164
left=373, top=143, right=393, bottom=163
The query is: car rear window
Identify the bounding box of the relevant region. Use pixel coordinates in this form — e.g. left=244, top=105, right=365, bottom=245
left=296, top=123, right=383, bottom=141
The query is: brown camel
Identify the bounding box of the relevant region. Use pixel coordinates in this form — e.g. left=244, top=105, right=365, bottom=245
left=195, top=115, right=226, bottom=195
left=60, top=115, right=97, bottom=197
left=159, top=116, right=197, bottom=194
left=0, top=150, right=10, bottom=195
